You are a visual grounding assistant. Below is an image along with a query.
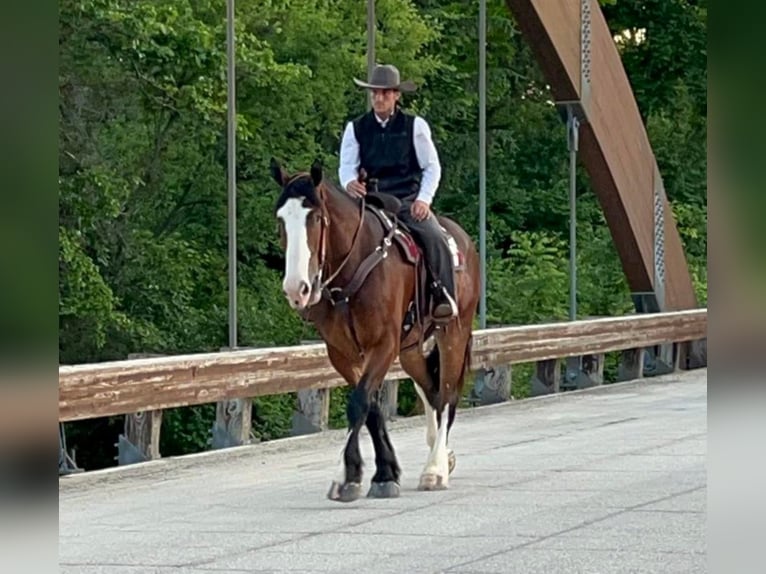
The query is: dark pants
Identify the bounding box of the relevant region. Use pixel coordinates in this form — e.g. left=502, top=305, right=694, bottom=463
left=396, top=198, right=456, bottom=300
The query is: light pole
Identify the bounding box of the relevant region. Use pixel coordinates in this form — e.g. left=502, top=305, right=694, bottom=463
left=367, top=0, right=375, bottom=109
left=226, top=0, right=237, bottom=349
left=479, top=0, right=487, bottom=329
left=566, top=105, right=579, bottom=321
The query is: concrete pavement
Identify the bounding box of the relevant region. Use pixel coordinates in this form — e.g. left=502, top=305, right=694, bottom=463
left=59, top=369, right=706, bottom=573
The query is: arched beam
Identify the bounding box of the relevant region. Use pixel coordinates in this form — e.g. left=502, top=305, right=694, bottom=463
left=505, top=0, right=698, bottom=311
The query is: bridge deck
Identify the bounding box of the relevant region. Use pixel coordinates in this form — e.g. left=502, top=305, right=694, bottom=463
left=59, top=370, right=706, bottom=573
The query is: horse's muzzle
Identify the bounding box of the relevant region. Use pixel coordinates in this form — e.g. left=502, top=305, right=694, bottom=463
left=283, top=278, right=312, bottom=309
left=283, top=273, right=323, bottom=310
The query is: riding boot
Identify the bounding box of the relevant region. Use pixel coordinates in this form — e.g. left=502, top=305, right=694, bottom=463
left=396, top=202, right=458, bottom=325
left=428, top=263, right=458, bottom=325
left=420, top=225, right=458, bottom=325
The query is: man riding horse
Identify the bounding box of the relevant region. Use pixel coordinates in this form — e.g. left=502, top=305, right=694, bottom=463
left=338, top=64, right=458, bottom=325
left=271, top=65, right=480, bottom=499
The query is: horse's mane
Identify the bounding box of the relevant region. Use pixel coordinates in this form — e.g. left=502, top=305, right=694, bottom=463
left=318, top=175, right=363, bottom=210
left=274, top=166, right=362, bottom=213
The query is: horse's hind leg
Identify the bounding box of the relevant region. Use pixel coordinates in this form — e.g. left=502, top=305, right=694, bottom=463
left=400, top=348, right=441, bottom=453
left=418, top=329, right=472, bottom=491
left=412, top=382, right=438, bottom=450
left=364, top=399, right=401, bottom=498
left=412, top=380, right=456, bottom=475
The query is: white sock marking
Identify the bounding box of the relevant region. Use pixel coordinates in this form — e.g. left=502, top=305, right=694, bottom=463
left=414, top=383, right=438, bottom=448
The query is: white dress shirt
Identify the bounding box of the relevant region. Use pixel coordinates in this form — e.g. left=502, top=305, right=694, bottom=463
left=338, top=111, right=442, bottom=205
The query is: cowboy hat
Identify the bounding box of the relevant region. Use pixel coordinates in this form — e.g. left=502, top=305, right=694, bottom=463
left=352, top=64, right=417, bottom=92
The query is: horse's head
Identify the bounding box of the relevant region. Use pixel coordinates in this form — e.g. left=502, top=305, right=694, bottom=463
left=271, top=158, right=328, bottom=310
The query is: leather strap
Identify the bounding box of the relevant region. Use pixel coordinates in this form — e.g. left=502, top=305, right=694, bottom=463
left=322, top=213, right=398, bottom=358
left=323, top=218, right=396, bottom=305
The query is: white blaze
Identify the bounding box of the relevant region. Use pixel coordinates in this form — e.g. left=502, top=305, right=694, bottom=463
left=276, top=198, right=313, bottom=298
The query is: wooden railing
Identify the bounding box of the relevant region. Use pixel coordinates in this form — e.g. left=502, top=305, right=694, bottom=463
left=58, top=309, right=707, bottom=469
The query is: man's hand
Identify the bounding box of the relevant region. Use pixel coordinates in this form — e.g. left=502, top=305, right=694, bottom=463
left=411, top=200, right=431, bottom=222
left=346, top=180, right=366, bottom=197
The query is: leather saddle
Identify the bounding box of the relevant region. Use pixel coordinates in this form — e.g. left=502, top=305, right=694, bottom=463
left=363, top=192, right=463, bottom=351
left=364, top=192, right=464, bottom=269
left=364, top=192, right=420, bottom=265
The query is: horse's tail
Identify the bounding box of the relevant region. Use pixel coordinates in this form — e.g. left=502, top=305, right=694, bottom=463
left=425, top=332, right=472, bottom=404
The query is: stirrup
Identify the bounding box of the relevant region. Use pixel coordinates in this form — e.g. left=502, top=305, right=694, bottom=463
left=431, top=286, right=458, bottom=323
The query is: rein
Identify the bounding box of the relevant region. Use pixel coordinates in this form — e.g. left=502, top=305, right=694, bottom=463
left=311, top=184, right=398, bottom=359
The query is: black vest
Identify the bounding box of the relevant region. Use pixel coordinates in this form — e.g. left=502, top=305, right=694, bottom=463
left=353, top=109, right=422, bottom=198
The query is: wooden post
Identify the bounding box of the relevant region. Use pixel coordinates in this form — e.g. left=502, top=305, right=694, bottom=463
left=118, top=353, right=165, bottom=465
left=563, top=353, right=605, bottom=391
left=617, top=348, right=645, bottom=381
left=212, top=399, right=252, bottom=448
left=473, top=365, right=512, bottom=405
left=679, top=338, right=707, bottom=369
left=582, top=354, right=604, bottom=385
left=211, top=346, right=253, bottom=449
left=671, top=342, right=682, bottom=371
left=292, top=388, right=330, bottom=435
left=59, top=423, right=82, bottom=475
left=530, top=359, right=560, bottom=396
left=378, top=379, right=399, bottom=420
left=291, top=340, right=333, bottom=434
left=642, top=343, right=676, bottom=377
left=119, top=410, right=162, bottom=465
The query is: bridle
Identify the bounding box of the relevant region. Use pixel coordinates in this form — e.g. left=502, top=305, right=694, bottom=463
left=312, top=196, right=366, bottom=302
left=284, top=174, right=366, bottom=305
left=282, top=173, right=399, bottom=358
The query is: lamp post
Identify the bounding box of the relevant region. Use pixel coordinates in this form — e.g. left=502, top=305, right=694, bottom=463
left=479, top=0, right=487, bottom=329
left=226, top=0, right=237, bottom=349
left=567, top=105, right=579, bottom=322
left=367, top=0, right=375, bottom=109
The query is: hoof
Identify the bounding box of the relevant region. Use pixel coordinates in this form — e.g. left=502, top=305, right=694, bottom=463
left=448, top=450, right=456, bottom=474
left=367, top=481, right=401, bottom=499
left=418, top=473, right=448, bottom=491
left=327, top=480, right=362, bottom=503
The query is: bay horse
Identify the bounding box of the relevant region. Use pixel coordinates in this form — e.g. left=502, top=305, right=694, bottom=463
left=270, top=158, right=480, bottom=502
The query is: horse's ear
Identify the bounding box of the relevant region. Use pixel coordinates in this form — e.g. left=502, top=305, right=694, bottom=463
left=310, top=159, right=323, bottom=187
left=270, top=157, right=287, bottom=187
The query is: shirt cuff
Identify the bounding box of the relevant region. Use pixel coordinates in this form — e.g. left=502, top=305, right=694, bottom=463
left=415, top=191, right=434, bottom=205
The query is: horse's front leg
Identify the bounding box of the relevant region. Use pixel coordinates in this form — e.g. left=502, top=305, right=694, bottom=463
left=327, top=411, right=365, bottom=502
left=326, top=344, right=398, bottom=503
left=325, top=346, right=366, bottom=503
left=364, top=398, right=401, bottom=498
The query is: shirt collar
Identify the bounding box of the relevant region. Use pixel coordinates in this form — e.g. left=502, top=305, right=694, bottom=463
left=374, top=109, right=397, bottom=127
